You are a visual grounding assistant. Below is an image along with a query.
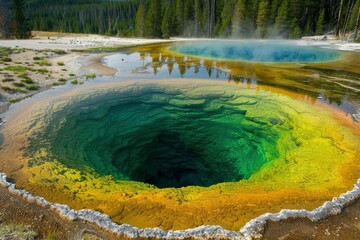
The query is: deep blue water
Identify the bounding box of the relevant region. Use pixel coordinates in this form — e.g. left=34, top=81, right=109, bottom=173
left=170, top=41, right=342, bottom=63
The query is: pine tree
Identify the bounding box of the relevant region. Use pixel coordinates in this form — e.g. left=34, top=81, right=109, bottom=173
left=274, top=0, right=289, bottom=37
left=193, top=0, right=201, bottom=36
left=184, top=0, right=193, bottom=23
left=12, top=0, right=31, bottom=39
left=161, top=3, right=171, bottom=38
left=203, top=0, right=210, bottom=37
left=144, top=0, right=162, bottom=38
left=232, top=0, right=247, bottom=38
left=135, top=3, right=145, bottom=37
left=354, top=2, right=360, bottom=41
left=349, top=0, right=360, bottom=31
left=269, top=0, right=281, bottom=23
left=219, top=0, right=233, bottom=37
left=212, top=0, right=224, bottom=37
left=316, top=9, right=325, bottom=35
left=288, top=0, right=301, bottom=21
left=289, top=18, right=301, bottom=38
left=304, top=19, right=313, bottom=36
left=176, top=0, right=184, bottom=35
left=247, top=0, right=259, bottom=36
left=256, top=0, right=269, bottom=38
left=183, top=0, right=194, bottom=36
left=170, top=2, right=178, bottom=36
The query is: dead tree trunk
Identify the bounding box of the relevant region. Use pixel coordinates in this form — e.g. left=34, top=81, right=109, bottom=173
left=336, top=0, right=344, bottom=37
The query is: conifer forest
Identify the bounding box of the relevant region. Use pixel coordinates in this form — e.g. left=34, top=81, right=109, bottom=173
left=0, top=0, right=360, bottom=40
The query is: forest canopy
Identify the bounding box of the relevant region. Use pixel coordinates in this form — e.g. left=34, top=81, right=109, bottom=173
left=1, top=0, right=360, bottom=40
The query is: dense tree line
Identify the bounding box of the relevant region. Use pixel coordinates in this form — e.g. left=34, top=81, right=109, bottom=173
left=3, top=0, right=360, bottom=40
left=26, top=0, right=139, bottom=36
left=136, top=0, right=360, bottom=39
left=0, top=0, right=31, bottom=38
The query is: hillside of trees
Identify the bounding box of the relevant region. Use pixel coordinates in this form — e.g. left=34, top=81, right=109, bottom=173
left=26, top=0, right=139, bottom=36
left=1, top=0, right=360, bottom=40
left=136, top=0, right=360, bottom=39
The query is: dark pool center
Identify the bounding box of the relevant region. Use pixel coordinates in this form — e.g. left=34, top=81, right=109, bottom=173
left=31, top=84, right=285, bottom=188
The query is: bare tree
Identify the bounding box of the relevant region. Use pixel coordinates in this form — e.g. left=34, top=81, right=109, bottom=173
left=336, top=0, right=344, bottom=37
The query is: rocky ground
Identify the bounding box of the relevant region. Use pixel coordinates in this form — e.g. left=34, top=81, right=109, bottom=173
left=263, top=201, right=360, bottom=240
left=0, top=46, right=81, bottom=113
left=0, top=187, right=122, bottom=240
left=0, top=31, right=171, bottom=50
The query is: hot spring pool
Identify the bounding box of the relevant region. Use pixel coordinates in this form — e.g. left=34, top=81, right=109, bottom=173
left=1, top=80, right=360, bottom=231
left=26, top=83, right=282, bottom=189
left=169, top=41, right=342, bottom=63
